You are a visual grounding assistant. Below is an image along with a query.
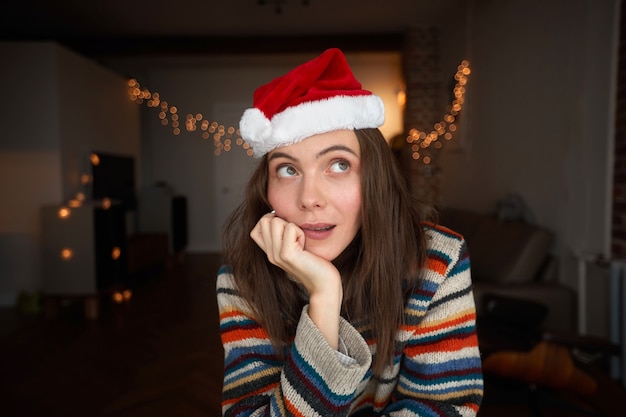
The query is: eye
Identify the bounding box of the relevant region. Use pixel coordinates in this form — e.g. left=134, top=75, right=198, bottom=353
left=276, top=165, right=298, bottom=177
left=329, top=160, right=350, bottom=173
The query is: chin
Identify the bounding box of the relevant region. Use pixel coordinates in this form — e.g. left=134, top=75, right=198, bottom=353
left=306, top=244, right=346, bottom=262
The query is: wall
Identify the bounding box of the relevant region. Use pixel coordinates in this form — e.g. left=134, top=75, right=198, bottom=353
left=57, top=46, right=141, bottom=203
left=0, top=42, right=141, bottom=306
left=437, top=0, right=620, bottom=336
left=0, top=42, right=63, bottom=305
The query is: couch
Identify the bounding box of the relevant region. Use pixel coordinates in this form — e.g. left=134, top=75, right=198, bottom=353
left=437, top=208, right=577, bottom=334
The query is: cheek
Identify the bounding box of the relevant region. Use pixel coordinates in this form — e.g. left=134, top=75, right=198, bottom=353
left=334, top=184, right=362, bottom=222
left=267, top=183, right=280, bottom=210
left=267, top=180, right=288, bottom=213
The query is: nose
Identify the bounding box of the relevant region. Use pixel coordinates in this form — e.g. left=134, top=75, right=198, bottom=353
left=298, top=174, right=325, bottom=210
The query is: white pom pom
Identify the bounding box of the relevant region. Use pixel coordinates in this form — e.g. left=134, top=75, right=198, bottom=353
left=239, top=108, right=272, bottom=156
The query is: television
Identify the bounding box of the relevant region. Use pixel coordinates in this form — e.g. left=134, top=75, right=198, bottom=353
left=91, top=152, right=137, bottom=211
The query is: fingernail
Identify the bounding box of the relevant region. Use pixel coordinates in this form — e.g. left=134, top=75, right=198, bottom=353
left=270, top=210, right=276, bottom=214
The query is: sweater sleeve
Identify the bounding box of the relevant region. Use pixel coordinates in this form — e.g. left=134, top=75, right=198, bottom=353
left=381, top=229, right=483, bottom=416
left=217, top=269, right=371, bottom=417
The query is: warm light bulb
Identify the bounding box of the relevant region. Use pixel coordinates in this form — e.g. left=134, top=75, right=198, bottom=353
left=60, top=248, right=73, bottom=260
left=90, top=153, right=100, bottom=166
left=111, top=246, right=121, bottom=260
left=58, top=207, right=71, bottom=219
left=102, top=198, right=111, bottom=210
left=122, top=289, right=132, bottom=301
left=396, top=89, right=406, bottom=107
left=112, top=292, right=123, bottom=304
left=68, top=199, right=82, bottom=208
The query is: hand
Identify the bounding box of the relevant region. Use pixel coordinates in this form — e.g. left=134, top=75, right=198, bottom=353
left=250, top=212, right=341, bottom=295
left=250, top=212, right=342, bottom=349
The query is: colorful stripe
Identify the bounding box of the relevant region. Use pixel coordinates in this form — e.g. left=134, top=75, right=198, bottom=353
left=217, top=223, right=483, bottom=416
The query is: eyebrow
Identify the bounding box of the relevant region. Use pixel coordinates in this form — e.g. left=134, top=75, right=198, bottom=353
left=268, top=144, right=359, bottom=162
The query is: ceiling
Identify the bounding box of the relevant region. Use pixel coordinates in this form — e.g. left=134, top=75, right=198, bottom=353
left=1, top=0, right=469, bottom=56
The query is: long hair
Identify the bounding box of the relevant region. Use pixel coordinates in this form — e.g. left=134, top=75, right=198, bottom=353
left=221, top=128, right=433, bottom=375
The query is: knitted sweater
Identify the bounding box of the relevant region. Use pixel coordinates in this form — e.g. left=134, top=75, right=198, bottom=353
left=217, top=224, right=484, bottom=416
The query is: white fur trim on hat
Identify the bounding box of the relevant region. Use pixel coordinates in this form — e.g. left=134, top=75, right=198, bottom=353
left=240, top=94, right=385, bottom=157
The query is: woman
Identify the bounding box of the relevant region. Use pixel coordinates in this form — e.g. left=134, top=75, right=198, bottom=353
left=218, top=48, right=483, bottom=416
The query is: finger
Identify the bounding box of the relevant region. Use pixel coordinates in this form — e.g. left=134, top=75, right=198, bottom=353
left=250, top=212, right=277, bottom=252
left=250, top=222, right=266, bottom=252
left=269, top=216, right=289, bottom=261
left=282, top=223, right=305, bottom=253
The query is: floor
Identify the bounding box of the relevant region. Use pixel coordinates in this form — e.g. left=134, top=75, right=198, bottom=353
left=1, top=253, right=224, bottom=417
left=0, top=253, right=623, bottom=416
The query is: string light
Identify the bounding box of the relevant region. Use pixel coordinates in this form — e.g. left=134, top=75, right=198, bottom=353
left=112, top=292, right=124, bottom=304
left=60, top=248, right=73, bottom=261
left=128, top=79, right=253, bottom=157
left=407, top=60, right=471, bottom=163
left=128, top=59, right=470, bottom=162
left=58, top=207, right=71, bottom=219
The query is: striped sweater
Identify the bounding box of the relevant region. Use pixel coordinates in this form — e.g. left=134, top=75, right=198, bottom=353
left=217, top=224, right=483, bottom=416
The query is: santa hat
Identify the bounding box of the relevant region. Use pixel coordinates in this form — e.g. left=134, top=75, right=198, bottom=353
left=240, top=48, right=385, bottom=157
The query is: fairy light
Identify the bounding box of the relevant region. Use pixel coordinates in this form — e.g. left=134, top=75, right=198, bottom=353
left=58, top=207, right=71, bottom=219
left=112, top=292, right=123, bottom=304
left=406, top=60, right=471, bottom=163
left=90, top=153, right=100, bottom=166
left=60, top=248, right=73, bottom=261
left=127, top=60, right=470, bottom=161
left=128, top=78, right=243, bottom=154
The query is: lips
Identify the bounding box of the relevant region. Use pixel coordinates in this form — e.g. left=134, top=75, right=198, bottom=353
left=300, top=223, right=336, bottom=240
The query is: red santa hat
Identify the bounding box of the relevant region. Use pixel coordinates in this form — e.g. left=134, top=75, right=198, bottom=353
left=240, top=48, right=385, bottom=157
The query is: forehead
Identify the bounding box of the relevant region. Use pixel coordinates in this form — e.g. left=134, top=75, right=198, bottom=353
left=268, top=129, right=360, bottom=158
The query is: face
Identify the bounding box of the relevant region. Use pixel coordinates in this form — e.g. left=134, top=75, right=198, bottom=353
left=267, top=129, right=362, bottom=261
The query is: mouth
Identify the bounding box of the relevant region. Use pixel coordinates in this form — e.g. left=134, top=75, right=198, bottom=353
left=300, top=224, right=336, bottom=240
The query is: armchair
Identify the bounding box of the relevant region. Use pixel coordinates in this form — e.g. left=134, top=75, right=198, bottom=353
left=437, top=207, right=577, bottom=333
left=436, top=208, right=623, bottom=415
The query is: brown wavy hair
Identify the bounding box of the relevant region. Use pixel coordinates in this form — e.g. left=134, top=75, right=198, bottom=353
left=220, top=128, right=433, bottom=374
